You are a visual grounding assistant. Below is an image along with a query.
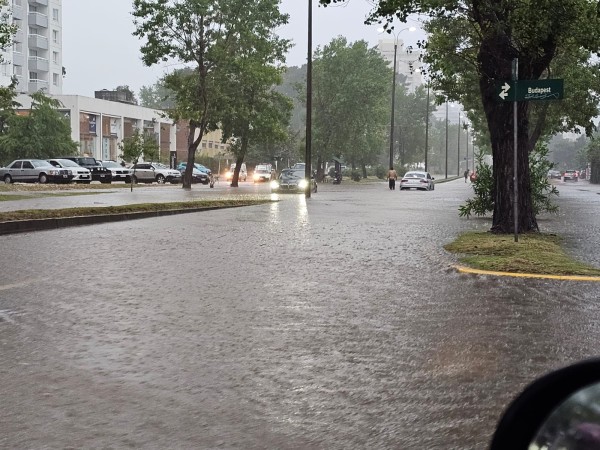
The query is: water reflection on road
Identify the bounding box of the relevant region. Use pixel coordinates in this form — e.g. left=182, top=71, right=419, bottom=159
left=1, top=181, right=599, bottom=449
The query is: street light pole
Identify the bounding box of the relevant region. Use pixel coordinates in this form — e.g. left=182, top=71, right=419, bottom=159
left=305, top=0, right=312, bottom=198
left=457, top=112, right=461, bottom=176
left=445, top=100, right=448, bottom=179
left=466, top=125, right=469, bottom=171
left=424, top=82, right=429, bottom=172
left=389, top=42, right=397, bottom=169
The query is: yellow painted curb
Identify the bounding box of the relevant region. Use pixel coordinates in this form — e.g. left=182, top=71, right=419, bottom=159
left=454, top=265, right=600, bottom=282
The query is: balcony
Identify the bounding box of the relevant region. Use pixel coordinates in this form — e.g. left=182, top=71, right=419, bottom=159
left=12, top=52, right=24, bottom=67
left=28, top=34, right=48, bottom=50
left=28, top=12, right=48, bottom=28
left=28, top=0, right=48, bottom=5
left=14, top=28, right=24, bottom=43
left=12, top=4, right=24, bottom=20
left=28, top=56, right=48, bottom=72
left=28, top=78, right=48, bottom=93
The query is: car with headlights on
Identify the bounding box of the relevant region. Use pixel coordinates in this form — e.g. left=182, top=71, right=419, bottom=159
left=47, top=158, right=92, bottom=183
left=563, top=169, right=579, bottom=181
left=101, top=160, right=133, bottom=183
left=399, top=171, right=435, bottom=191
left=270, top=168, right=317, bottom=193
left=0, top=159, right=74, bottom=184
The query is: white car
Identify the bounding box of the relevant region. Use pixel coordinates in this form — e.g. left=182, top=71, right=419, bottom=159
left=399, top=171, right=435, bottom=191
left=130, top=162, right=182, bottom=184
left=47, top=158, right=92, bottom=184
left=101, top=160, right=133, bottom=183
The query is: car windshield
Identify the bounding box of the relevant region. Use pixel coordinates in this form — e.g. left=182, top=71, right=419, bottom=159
left=32, top=160, right=53, bottom=168
left=153, top=163, right=169, bottom=169
left=405, top=172, right=426, bottom=178
left=55, top=159, right=80, bottom=167
left=102, top=161, right=121, bottom=168
left=281, top=170, right=304, bottom=179
left=78, top=158, right=97, bottom=165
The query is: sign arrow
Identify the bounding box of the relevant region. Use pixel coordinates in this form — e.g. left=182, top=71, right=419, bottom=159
left=499, top=82, right=511, bottom=100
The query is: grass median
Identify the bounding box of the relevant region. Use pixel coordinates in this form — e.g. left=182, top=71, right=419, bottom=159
left=445, top=231, right=600, bottom=276
left=0, top=199, right=273, bottom=223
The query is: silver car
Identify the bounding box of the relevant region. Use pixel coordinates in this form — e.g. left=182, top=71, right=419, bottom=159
left=101, top=160, right=133, bottom=183
left=130, top=162, right=182, bottom=184
left=0, top=159, right=74, bottom=184
left=399, top=171, right=435, bottom=191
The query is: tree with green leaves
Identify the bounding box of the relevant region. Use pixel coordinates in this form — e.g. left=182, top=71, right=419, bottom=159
left=320, top=0, right=600, bottom=233
left=0, top=0, right=16, bottom=61
left=133, top=0, right=289, bottom=189
left=118, top=129, right=159, bottom=191
left=310, top=37, right=391, bottom=179
left=0, top=91, right=78, bottom=165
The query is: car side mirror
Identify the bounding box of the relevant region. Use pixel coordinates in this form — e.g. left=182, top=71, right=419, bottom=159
left=491, top=358, right=600, bottom=450
left=431, top=177, right=435, bottom=180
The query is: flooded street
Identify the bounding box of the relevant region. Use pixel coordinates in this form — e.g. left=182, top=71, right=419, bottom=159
left=1, top=179, right=599, bottom=449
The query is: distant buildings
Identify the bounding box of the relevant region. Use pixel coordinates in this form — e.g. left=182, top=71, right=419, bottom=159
left=1, top=0, right=63, bottom=95
left=376, top=39, right=423, bottom=92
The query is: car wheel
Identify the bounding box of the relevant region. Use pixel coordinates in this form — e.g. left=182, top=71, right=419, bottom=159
left=38, top=173, right=48, bottom=184
left=156, top=174, right=166, bottom=184
left=3, top=174, right=12, bottom=184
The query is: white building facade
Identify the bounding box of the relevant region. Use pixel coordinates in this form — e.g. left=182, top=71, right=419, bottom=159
left=1, top=0, right=63, bottom=95
left=377, top=39, right=423, bottom=92
left=17, top=94, right=177, bottom=162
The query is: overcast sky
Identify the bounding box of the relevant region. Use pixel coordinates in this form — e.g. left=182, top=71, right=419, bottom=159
left=61, top=0, right=425, bottom=98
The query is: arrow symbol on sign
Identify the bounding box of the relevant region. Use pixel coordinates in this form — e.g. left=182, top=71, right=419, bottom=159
left=499, top=82, right=511, bottom=100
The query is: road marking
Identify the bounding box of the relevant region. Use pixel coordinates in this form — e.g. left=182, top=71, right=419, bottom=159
left=454, top=265, right=600, bottom=282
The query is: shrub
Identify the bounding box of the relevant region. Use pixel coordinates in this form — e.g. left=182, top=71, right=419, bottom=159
left=350, top=169, right=361, bottom=182
left=375, top=165, right=387, bottom=179
left=459, top=145, right=559, bottom=218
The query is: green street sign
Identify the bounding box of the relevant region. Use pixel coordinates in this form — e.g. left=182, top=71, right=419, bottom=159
left=496, top=79, right=564, bottom=102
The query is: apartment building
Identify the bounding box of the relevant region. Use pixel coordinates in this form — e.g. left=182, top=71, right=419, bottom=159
left=1, top=0, right=63, bottom=95
left=377, top=39, right=423, bottom=92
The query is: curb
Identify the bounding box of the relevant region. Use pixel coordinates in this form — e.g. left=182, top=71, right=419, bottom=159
left=0, top=205, right=241, bottom=236
left=454, top=265, right=600, bottom=282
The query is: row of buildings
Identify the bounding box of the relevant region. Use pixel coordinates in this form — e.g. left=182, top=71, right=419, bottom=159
left=0, top=1, right=449, bottom=166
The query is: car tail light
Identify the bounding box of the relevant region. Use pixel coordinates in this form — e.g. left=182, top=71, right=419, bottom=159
left=420, top=179, right=428, bottom=183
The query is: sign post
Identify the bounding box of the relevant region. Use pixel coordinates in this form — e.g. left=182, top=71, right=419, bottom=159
left=495, top=76, right=564, bottom=242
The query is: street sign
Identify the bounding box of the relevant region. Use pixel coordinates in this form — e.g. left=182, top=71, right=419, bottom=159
left=496, top=79, right=564, bottom=102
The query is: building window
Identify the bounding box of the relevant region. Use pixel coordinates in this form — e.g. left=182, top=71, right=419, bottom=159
left=13, top=66, right=22, bottom=76
left=53, top=73, right=59, bottom=86
left=52, top=30, right=58, bottom=44
left=208, top=142, right=213, bottom=148
left=29, top=71, right=38, bottom=81
left=52, top=8, right=59, bottom=22
left=52, top=51, right=58, bottom=63
left=29, top=27, right=39, bottom=35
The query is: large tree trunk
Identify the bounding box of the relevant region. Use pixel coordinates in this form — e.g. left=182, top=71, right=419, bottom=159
left=182, top=121, right=205, bottom=189
left=591, top=161, right=600, bottom=184
left=478, top=37, right=538, bottom=233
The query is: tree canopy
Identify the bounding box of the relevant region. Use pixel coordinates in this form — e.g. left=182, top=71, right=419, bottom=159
left=319, top=0, right=600, bottom=233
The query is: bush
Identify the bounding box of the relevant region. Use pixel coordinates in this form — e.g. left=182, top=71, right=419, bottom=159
left=350, top=169, right=361, bottom=182
left=459, top=145, right=559, bottom=218
left=375, top=165, right=387, bottom=179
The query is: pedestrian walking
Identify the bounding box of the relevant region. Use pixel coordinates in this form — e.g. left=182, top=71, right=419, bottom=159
left=464, top=169, right=469, bottom=183
left=387, top=167, right=398, bottom=190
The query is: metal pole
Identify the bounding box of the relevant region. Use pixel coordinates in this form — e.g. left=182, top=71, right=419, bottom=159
left=305, top=0, right=312, bottom=198
left=389, top=42, right=397, bottom=170
left=457, top=112, right=461, bottom=175
left=424, top=83, right=429, bottom=172
left=445, top=100, right=448, bottom=178
left=465, top=126, right=469, bottom=171
left=513, top=58, right=519, bottom=242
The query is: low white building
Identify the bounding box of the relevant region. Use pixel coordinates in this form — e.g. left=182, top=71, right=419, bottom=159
left=16, top=93, right=176, bottom=162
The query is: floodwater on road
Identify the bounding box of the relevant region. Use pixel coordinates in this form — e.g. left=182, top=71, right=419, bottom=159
left=1, top=180, right=599, bottom=449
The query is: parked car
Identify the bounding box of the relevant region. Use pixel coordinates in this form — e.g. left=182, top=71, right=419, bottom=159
left=253, top=163, right=274, bottom=183
left=101, top=160, right=133, bottom=183
left=225, top=163, right=247, bottom=182
left=270, top=168, right=317, bottom=193
left=130, top=162, right=182, bottom=184
left=563, top=170, right=579, bottom=181
left=177, top=165, right=210, bottom=184
left=399, top=171, right=435, bottom=191
left=547, top=169, right=561, bottom=179
left=0, top=159, right=74, bottom=184
left=177, top=162, right=212, bottom=176
left=58, top=156, right=112, bottom=183
left=47, top=158, right=92, bottom=183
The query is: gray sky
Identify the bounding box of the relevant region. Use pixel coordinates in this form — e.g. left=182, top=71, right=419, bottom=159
left=61, top=0, right=425, bottom=98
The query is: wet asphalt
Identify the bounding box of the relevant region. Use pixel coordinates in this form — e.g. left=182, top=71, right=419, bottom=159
left=0, top=179, right=599, bottom=449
